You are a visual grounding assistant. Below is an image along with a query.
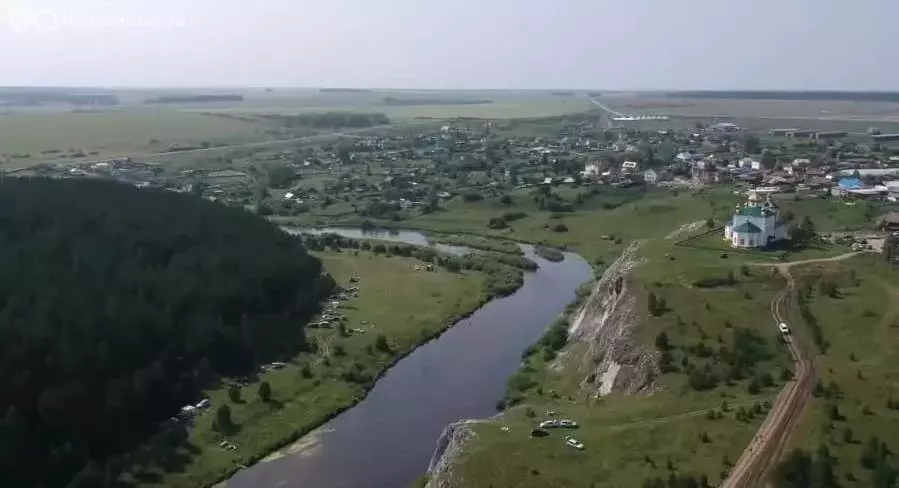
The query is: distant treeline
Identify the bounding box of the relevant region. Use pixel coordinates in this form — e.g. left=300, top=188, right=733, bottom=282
left=669, top=90, right=899, bottom=102
left=0, top=89, right=118, bottom=106
left=264, top=112, right=389, bottom=129
left=551, top=91, right=574, bottom=96
left=382, top=97, right=492, bottom=106
left=319, top=88, right=371, bottom=93
left=144, top=94, right=244, bottom=104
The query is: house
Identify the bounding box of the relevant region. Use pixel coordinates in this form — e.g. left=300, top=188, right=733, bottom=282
left=881, top=212, right=899, bottom=231
left=723, top=191, right=787, bottom=248
left=814, top=131, right=847, bottom=140
left=712, top=122, right=740, bottom=132
left=675, top=152, right=695, bottom=163
left=838, top=177, right=863, bottom=191
left=583, top=162, right=601, bottom=177
left=691, top=160, right=716, bottom=184
left=769, top=128, right=800, bottom=136
left=621, top=161, right=638, bottom=174
left=739, top=157, right=761, bottom=170
left=885, top=181, right=899, bottom=202
left=792, top=158, right=811, bottom=167
left=643, top=169, right=659, bottom=184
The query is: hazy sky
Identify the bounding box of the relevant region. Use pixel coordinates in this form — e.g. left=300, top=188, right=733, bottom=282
left=1, top=0, right=897, bottom=90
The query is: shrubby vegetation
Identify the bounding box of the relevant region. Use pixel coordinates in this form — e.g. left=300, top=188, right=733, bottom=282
left=298, top=232, right=532, bottom=298
left=0, top=178, right=332, bottom=488
left=533, top=245, right=565, bottom=262
left=427, top=234, right=523, bottom=255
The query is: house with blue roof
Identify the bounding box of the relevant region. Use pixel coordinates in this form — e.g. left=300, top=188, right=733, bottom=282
left=723, top=191, right=787, bottom=248
left=838, top=177, right=863, bottom=190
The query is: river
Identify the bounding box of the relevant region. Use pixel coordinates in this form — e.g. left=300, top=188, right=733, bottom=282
left=226, top=228, right=593, bottom=488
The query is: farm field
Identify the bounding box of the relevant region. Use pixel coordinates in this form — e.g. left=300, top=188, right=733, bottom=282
left=199, top=96, right=596, bottom=120
left=0, top=90, right=596, bottom=168
left=0, top=109, right=267, bottom=163
left=601, top=96, right=899, bottom=121
left=123, top=249, right=488, bottom=488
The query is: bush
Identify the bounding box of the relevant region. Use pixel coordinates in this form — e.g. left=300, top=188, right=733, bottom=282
left=487, top=217, right=508, bottom=229
left=552, top=223, right=569, bottom=233
left=227, top=384, right=241, bottom=403
left=502, top=211, right=528, bottom=222
left=258, top=381, right=272, bottom=402
left=375, top=334, right=391, bottom=353
left=301, top=365, right=314, bottom=378
left=215, top=404, right=233, bottom=431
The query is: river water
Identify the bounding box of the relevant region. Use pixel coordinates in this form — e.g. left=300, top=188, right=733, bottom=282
left=226, top=228, right=593, bottom=488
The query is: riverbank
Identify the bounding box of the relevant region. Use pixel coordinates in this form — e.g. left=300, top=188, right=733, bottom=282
left=426, top=229, right=803, bottom=487
left=122, top=249, right=495, bottom=488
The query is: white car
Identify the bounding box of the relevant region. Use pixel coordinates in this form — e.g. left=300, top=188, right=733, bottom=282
left=558, top=419, right=579, bottom=428
left=539, top=419, right=561, bottom=429
left=778, top=322, right=790, bottom=334
left=565, top=437, right=585, bottom=450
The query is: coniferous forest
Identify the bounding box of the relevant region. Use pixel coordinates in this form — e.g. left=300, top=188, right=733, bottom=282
left=0, top=178, right=333, bottom=488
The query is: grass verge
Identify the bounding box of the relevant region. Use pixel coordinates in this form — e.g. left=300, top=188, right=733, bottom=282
left=122, top=250, right=489, bottom=488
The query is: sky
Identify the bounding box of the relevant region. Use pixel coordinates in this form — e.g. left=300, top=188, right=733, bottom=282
left=1, top=0, right=897, bottom=90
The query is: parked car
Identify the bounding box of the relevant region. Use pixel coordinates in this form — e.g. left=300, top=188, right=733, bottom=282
left=778, top=322, right=790, bottom=334
left=565, top=437, right=585, bottom=450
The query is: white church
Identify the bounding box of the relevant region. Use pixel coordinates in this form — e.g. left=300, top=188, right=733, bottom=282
left=723, top=190, right=787, bottom=248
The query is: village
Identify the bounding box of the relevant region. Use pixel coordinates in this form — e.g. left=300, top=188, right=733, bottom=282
left=11, top=115, right=899, bottom=248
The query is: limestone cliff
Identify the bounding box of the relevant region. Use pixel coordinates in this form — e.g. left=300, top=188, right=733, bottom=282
left=424, top=420, right=482, bottom=488
left=568, top=241, right=658, bottom=396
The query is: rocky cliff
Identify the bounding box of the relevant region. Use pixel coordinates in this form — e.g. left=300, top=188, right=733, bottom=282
left=568, top=241, right=658, bottom=397
left=426, top=242, right=659, bottom=487
left=424, top=419, right=483, bottom=488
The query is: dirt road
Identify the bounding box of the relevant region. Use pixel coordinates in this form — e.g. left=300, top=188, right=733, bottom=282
left=719, top=254, right=867, bottom=487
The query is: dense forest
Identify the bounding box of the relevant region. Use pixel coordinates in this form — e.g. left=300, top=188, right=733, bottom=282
left=0, top=178, right=332, bottom=488
left=0, top=88, right=119, bottom=106
left=144, top=94, right=244, bottom=104
left=381, top=97, right=492, bottom=106
left=263, top=111, right=390, bottom=129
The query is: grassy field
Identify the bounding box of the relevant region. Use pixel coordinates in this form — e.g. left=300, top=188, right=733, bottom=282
left=783, top=254, right=899, bottom=486
left=407, top=187, right=880, bottom=488
left=0, top=109, right=267, bottom=163
left=276, top=186, right=877, bottom=266
left=449, top=235, right=794, bottom=487
left=122, top=250, right=488, bottom=488
left=201, top=97, right=596, bottom=120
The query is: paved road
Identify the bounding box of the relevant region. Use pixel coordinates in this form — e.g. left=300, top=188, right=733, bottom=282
left=586, top=96, right=626, bottom=118
left=720, top=253, right=864, bottom=488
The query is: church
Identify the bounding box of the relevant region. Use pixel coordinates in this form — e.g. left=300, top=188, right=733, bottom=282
left=723, top=191, right=787, bottom=248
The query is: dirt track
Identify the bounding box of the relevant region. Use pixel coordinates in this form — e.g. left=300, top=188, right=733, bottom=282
left=718, top=254, right=866, bottom=488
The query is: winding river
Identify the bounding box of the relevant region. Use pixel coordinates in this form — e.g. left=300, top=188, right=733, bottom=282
left=226, top=228, right=593, bottom=488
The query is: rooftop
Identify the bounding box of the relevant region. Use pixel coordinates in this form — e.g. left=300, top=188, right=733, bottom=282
left=733, top=221, right=763, bottom=234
